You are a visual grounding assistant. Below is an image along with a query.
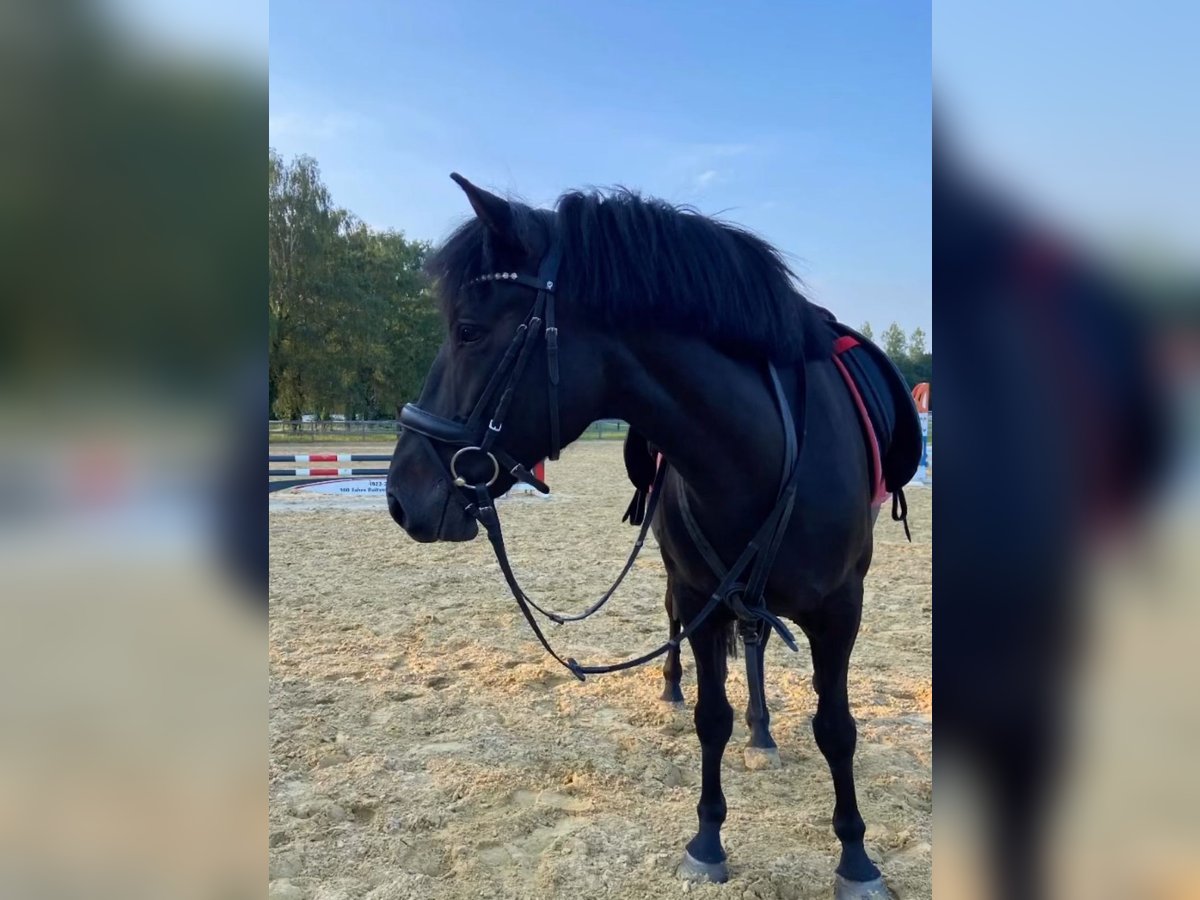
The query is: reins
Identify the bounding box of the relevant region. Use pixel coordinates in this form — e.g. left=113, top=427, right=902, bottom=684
left=399, top=242, right=806, bottom=681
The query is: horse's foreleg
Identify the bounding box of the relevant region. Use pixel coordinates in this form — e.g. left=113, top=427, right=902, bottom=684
left=676, top=617, right=733, bottom=883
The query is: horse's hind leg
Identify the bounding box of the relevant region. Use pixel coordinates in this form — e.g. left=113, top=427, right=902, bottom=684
left=676, top=615, right=734, bottom=883
left=660, top=579, right=686, bottom=706
left=806, top=582, right=891, bottom=899
left=741, top=622, right=781, bottom=769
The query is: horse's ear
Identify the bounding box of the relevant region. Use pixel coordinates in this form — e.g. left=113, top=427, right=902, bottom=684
left=450, top=173, right=514, bottom=241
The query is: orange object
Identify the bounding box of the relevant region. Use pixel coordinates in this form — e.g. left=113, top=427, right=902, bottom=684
left=911, top=382, right=930, bottom=413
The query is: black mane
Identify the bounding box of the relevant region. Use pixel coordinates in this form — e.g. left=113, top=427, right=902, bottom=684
left=427, top=187, right=831, bottom=362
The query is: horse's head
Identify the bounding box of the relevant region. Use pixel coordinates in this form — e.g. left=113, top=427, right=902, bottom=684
left=386, top=175, right=605, bottom=542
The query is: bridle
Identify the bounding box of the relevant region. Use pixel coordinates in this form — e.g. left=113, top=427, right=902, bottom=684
left=398, top=238, right=564, bottom=498
left=398, top=240, right=806, bottom=681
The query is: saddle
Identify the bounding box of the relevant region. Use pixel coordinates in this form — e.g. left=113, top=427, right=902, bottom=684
left=827, top=320, right=924, bottom=499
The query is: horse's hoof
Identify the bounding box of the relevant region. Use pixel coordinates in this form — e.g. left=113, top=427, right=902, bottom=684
left=744, top=746, right=782, bottom=770
left=662, top=699, right=688, bottom=711
left=659, top=684, right=686, bottom=706
left=834, top=874, right=892, bottom=899
left=677, top=850, right=728, bottom=883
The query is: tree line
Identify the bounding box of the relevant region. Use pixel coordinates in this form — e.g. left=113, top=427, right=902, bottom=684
left=268, top=150, right=931, bottom=419
left=858, top=322, right=932, bottom=390
left=269, top=150, right=439, bottom=420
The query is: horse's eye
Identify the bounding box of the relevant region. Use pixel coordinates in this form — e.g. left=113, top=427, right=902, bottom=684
left=457, top=323, right=485, bottom=345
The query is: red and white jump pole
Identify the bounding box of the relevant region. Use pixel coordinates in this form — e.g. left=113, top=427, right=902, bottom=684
left=268, top=458, right=549, bottom=495
left=268, top=454, right=390, bottom=463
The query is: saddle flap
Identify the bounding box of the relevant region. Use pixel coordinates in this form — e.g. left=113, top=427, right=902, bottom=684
left=622, top=428, right=658, bottom=492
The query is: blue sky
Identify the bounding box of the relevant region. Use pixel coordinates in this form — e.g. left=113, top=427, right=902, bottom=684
left=936, top=2, right=1199, bottom=263
left=270, top=1, right=931, bottom=341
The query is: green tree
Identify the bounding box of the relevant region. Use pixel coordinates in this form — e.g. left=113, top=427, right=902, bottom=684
left=881, top=322, right=907, bottom=360
left=908, top=327, right=927, bottom=360
left=335, top=222, right=436, bottom=419
left=268, top=149, right=439, bottom=420
left=859, top=321, right=873, bottom=341
left=268, top=150, right=346, bottom=420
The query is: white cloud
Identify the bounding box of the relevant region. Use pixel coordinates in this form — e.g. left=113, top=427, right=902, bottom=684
left=695, top=169, right=718, bottom=189
left=268, top=112, right=363, bottom=142
left=673, top=142, right=753, bottom=172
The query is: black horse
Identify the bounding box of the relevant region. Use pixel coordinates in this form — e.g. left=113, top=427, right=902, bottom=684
left=387, top=175, right=919, bottom=898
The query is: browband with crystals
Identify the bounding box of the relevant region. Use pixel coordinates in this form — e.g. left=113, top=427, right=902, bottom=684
left=465, top=271, right=555, bottom=292
left=466, top=271, right=518, bottom=284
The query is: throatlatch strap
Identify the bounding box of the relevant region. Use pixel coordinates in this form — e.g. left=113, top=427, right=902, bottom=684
left=545, top=294, right=561, bottom=460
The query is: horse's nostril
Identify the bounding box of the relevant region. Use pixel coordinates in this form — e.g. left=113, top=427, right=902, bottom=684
left=387, top=491, right=408, bottom=528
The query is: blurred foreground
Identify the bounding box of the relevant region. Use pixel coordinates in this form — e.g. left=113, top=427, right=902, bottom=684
left=0, top=1, right=264, bottom=898
left=934, top=6, right=1200, bottom=897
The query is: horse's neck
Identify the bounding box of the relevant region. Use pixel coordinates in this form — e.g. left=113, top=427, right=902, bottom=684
left=607, top=333, right=788, bottom=519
